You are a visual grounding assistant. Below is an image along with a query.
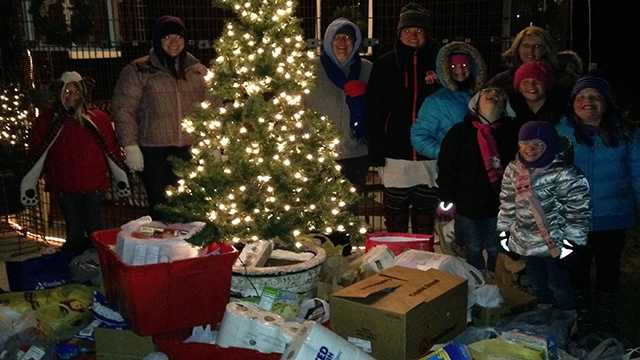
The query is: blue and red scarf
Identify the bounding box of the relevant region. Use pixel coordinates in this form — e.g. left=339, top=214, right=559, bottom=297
left=320, top=53, right=367, bottom=140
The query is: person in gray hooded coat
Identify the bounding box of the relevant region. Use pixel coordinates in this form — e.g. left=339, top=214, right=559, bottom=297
left=305, top=18, right=373, bottom=192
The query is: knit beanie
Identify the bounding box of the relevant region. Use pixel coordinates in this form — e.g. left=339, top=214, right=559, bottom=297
left=513, top=61, right=555, bottom=91
left=335, top=24, right=356, bottom=40
left=152, top=16, right=186, bottom=56
left=518, top=121, right=560, bottom=168
left=570, top=75, right=611, bottom=102
left=397, top=3, right=430, bottom=33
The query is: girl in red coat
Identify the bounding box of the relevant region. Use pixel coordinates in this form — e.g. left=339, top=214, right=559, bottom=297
left=21, top=71, right=130, bottom=257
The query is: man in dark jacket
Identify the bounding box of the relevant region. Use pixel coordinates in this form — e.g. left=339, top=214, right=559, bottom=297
left=366, top=3, right=440, bottom=234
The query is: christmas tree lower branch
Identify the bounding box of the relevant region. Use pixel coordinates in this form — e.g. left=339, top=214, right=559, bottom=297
left=162, top=0, right=366, bottom=246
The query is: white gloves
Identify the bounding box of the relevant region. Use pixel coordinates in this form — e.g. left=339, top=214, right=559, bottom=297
left=124, top=144, right=144, bottom=172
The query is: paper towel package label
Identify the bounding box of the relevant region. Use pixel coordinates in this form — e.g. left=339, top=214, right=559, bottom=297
left=330, top=266, right=468, bottom=360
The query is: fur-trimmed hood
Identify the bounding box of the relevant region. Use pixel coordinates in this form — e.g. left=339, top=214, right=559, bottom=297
left=435, top=41, right=486, bottom=92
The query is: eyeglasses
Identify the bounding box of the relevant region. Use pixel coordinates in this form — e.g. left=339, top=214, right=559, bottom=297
left=162, top=34, right=184, bottom=41
left=401, top=28, right=425, bottom=35
left=480, top=87, right=505, bottom=96
left=333, top=34, right=353, bottom=42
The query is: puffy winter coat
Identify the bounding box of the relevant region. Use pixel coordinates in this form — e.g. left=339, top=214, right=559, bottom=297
left=412, top=41, right=487, bottom=159
left=497, top=150, right=591, bottom=257
left=557, top=117, right=640, bottom=231
left=112, top=50, right=206, bottom=147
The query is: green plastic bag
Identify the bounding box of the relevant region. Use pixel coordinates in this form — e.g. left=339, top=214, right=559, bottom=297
left=469, top=338, right=545, bottom=360
left=0, top=284, right=94, bottom=340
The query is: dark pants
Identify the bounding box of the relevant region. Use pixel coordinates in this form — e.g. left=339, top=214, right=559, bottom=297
left=336, top=155, right=370, bottom=194
left=454, top=214, right=498, bottom=271
left=570, top=230, right=626, bottom=327
left=383, top=185, right=438, bottom=234
left=140, top=146, right=191, bottom=219
left=526, top=256, right=575, bottom=310
left=57, top=191, right=105, bottom=256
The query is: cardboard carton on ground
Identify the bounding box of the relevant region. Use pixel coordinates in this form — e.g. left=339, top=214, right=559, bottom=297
left=95, top=328, right=155, bottom=360
left=472, top=286, right=537, bottom=327
left=330, top=266, right=468, bottom=360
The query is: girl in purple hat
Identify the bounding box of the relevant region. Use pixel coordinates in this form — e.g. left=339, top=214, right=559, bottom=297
left=498, top=121, right=590, bottom=310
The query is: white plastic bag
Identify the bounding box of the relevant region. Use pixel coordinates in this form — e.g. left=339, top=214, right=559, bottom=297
left=394, top=250, right=486, bottom=314
left=0, top=306, right=37, bottom=348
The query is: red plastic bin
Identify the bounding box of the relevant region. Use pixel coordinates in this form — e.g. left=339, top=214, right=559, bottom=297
left=364, top=232, right=434, bottom=255
left=92, top=228, right=238, bottom=336
left=154, top=330, right=281, bottom=360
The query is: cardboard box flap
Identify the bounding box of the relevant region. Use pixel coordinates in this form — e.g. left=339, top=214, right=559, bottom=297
left=375, top=277, right=442, bottom=312
left=333, top=273, right=406, bottom=298
left=372, top=267, right=467, bottom=313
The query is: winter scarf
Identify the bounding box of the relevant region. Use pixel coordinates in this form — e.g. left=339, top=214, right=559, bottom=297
left=320, top=52, right=367, bottom=140
left=514, top=164, right=560, bottom=257
left=472, top=120, right=503, bottom=189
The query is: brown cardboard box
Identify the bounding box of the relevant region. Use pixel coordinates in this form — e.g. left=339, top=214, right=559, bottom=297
left=95, top=328, right=155, bottom=360
left=472, top=286, right=537, bottom=327
left=330, top=266, right=468, bottom=360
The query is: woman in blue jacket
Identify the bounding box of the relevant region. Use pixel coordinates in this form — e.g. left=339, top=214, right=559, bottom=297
left=556, top=75, right=640, bottom=333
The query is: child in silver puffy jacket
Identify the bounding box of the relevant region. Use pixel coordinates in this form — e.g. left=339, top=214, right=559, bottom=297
left=498, top=121, right=590, bottom=309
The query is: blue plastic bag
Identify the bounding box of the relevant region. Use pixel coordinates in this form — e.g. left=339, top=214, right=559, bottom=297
left=6, top=251, right=70, bottom=291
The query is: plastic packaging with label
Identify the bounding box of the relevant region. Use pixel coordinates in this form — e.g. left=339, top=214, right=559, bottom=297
left=281, top=323, right=375, bottom=360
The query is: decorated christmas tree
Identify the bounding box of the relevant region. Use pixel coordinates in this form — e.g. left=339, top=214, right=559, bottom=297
left=0, top=85, right=31, bottom=152
left=162, top=0, right=366, bottom=246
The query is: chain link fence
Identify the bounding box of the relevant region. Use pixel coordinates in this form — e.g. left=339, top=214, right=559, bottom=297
left=2, top=0, right=526, bottom=241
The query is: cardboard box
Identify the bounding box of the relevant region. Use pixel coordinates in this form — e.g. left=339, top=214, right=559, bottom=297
left=330, top=266, right=468, bottom=360
left=95, top=328, right=155, bottom=360
left=472, top=286, right=537, bottom=326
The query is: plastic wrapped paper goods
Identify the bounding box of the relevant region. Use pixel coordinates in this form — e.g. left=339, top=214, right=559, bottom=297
left=216, top=301, right=314, bottom=354
left=115, top=216, right=204, bottom=265
left=281, top=323, right=376, bottom=360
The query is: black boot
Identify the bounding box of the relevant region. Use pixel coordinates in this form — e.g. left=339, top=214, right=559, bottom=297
left=411, top=213, right=434, bottom=235
left=594, top=291, right=619, bottom=336
left=383, top=209, right=410, bottom=233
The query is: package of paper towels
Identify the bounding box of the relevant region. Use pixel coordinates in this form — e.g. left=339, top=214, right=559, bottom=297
left=281, top=323, right=376, bottom=360
left=115, top=216, right=204, bottom=265
left=216, top=301, right=314, bottom=354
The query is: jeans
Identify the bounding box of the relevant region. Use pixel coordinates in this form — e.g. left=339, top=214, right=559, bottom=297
left=383, top=185, right=438, bottom=234
left=140, top=146, right=191, bottom=219
left=56, top=191, right=105, bottom=255
left=526, top=256, right=575, bottom=310
left=454, top=214, right=498, bottom=271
